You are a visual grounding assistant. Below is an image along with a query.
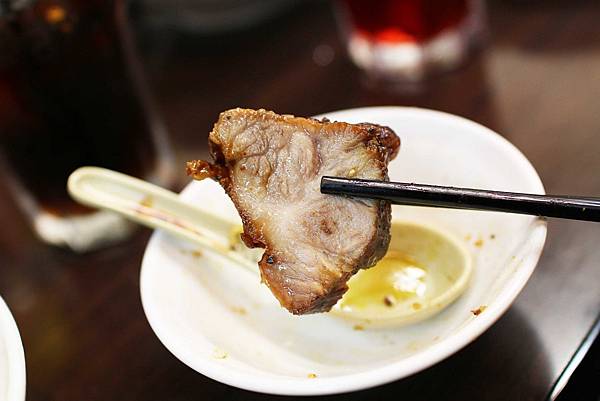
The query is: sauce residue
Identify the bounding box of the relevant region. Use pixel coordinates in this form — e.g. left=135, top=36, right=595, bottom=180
left=331, top=221, right=472, bottom=326
left=339, top=250, right=428, bottom=311
left=471, top=305, right=487, bottom=316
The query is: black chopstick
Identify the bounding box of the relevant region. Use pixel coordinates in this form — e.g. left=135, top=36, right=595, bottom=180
left=320, top=176, right=600, bottom=222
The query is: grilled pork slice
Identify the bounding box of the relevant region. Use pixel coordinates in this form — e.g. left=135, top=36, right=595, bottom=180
left=187, top=109, right=400, bottom=314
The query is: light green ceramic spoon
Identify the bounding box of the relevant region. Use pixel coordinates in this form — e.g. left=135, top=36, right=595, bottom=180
left=68, top=166, right=472, bottom=327
left=67, top=166, right=256, bottom=269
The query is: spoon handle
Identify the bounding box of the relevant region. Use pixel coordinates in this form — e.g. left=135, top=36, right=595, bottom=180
left=321, top=177, right=600, bottom=222
left=67, top=167, right=255, bottom=268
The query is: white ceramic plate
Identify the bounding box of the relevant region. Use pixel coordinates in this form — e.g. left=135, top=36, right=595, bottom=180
left=0, top=296, right=26, bottom=401
left=140, top=107, right=547, bottom=395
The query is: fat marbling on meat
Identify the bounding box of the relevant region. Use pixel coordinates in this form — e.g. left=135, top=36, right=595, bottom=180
left=187, top=108, right=400, bottom=314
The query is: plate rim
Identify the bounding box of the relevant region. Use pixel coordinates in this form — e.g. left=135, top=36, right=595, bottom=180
left=0, top=295, right=26, bottom=401
left=140, top=106, right=548, bottom=395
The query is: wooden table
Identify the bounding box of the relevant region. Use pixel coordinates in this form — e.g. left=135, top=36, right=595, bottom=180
left=1, top=1, right=599, bottom=399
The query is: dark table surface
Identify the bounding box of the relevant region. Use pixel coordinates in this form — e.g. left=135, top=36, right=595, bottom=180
left=1, top=1, right=600, bottom=400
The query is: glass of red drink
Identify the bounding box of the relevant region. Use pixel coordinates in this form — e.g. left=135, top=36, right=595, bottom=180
left=337, top=0, right=485, bottom=83
left=0, top=0, right=175, bottom=251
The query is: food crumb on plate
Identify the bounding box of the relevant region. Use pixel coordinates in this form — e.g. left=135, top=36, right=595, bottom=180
left=307, top=373, right=317, bottom=379
left=212, top=348, right=228, bottom=359
left=474, top=238, right=484, bottom=247
left=353, top=324, right=365, bottom=331
left=230, top=306, right=247, bottom=315
left=443, top=271, right=455, bottom=282
left=191, top=249, right=203, bottom=258
left=471, top=305, right=487, bottom=316
left=490, top=234, right=496, bottom=240
left=383, top=295, right=396, bottom=307
left=411, top=302, right=422, bottom=310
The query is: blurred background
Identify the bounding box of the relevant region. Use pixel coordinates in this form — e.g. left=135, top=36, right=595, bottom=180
left=0, top=0, right=599, bottom=399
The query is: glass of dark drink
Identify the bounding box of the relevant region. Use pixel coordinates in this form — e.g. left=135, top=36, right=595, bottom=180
left=0, top=0, right=174, bottom=251
left=336, top=0, right=485, bottom=84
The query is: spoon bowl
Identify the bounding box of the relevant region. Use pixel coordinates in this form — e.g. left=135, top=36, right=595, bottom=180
left=331, top=221, right=472, bottom=327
